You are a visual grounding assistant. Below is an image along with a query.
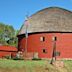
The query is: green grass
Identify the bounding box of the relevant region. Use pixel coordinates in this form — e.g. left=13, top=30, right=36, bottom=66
left=0, top=59, right=47, bottom=68
left=64, top=60, right=72, bottom=71
left=0, top=59, right=72, bottom=72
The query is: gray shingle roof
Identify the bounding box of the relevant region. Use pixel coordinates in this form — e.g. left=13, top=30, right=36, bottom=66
left=18, top=7, right=72, bottom=35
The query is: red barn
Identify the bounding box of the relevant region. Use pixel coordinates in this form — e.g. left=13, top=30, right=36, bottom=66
left=17, top=7, right=72, bottom=60
left=0, top=46, right=17, bottom=58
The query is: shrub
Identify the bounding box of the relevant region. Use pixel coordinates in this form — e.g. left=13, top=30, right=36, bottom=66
left=3, top=55, right=11, bottom=59
left=32, top=58, right=41, bottom=60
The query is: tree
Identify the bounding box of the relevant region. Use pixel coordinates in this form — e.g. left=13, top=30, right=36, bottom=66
left=0, top=22, right=18, bottom=47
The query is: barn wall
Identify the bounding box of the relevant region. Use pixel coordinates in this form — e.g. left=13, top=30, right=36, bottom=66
left=56, top=33, right=72, bottom=59
left=0, top=46, right=17, bottom=58
left=18, top=33, right=72, bottom=59
left=0, top=51, right=17, bottom=58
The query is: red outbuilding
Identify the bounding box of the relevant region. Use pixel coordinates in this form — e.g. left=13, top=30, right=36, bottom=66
left=0, top=45, right=17, bottom=58
left=17, top=7, right=72, bottom=60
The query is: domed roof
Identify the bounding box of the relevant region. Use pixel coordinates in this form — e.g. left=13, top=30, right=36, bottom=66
left=18, top=7, right=72, bottom=35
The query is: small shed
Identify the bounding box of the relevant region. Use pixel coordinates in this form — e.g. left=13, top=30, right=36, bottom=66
left=0, top=46, right=17, bottom=58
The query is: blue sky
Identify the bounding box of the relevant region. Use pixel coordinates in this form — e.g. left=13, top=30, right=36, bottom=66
left=0, top=0, right=72, bottom=30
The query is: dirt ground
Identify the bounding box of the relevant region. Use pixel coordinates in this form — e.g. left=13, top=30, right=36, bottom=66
left=0, top=64, right=70, bottom=72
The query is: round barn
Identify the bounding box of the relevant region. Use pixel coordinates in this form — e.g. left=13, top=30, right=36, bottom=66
left=17, top=7, right=72, bottom=60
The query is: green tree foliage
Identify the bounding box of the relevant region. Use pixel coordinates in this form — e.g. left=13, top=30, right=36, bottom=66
left=0, top=23, right=18, bottom=47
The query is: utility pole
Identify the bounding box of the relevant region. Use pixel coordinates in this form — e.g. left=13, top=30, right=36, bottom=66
left=50, top=36, right=56, bottom=64
left=25, top=16, right=29, bottom=58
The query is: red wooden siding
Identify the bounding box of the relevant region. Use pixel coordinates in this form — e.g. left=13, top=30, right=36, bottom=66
left=0, top=46, right=17, bottom=51
left=0, top=46, right=17, bottom=58
left=18, top=33, right=72, bottom=59
left=56, top=33, right=72, bottom=59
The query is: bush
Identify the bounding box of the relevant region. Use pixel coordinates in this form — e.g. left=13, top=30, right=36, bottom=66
left=32, top=58, right=41, bottom=60
left=13, top=56, right=24, bottom=60
left=3, top=55, right=11, bottom=59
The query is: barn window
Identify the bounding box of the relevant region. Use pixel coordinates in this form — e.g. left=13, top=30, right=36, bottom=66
left=55, top=37, right=57, bottom=41
left=40, top=36, right=45, bottom=42
left=54, top=51, right=60, bottom=56
left=52, top=36, right=57, bottom=41
left=42, top=49, right=47, bottom=53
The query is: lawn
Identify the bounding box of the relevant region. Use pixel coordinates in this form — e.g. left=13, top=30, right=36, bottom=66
left=0, top=59, right=72, bottom=72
